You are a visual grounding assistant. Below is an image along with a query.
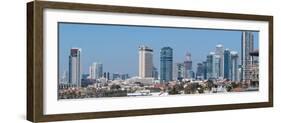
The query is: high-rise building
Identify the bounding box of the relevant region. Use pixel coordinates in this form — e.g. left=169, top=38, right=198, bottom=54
left=215, top=44, right=224, bottom=78
left=241, top=31, right=254, bottom=83
left=196, top=63, right=204, bottom=80
left=112, top=73, right=120, bottom=80
left=111, top=73, right=129, bottom=80
left=160, top=47, right=173, bottom=83
left=184, top=51, right=192, bottom=79
left=60, top=70, right=68, bottom=84
left=203, top=61, right=208, bottom=80
left=249, top=50, right=259, bottom=87
left=173, top=63, right=185, bottom=81
left=81, top=74, right=91, bottom=87
left=152, top=66, right=159, bottom=80
left=82, top=74, right=89, bottom=80
left=103, top=72, right=110, bottom=80
left=89, top=62, right=103, bottom=80
left=206, top=52, right=215, bottom=79
left=237, top=65, right=242, bottom=82
left=190, top=71, right=195, bottom=79
left=213, top=55, right=221, bottom=79
left=230, top=51, right=239, bottom=82
left=69, top=48, right=81, bottom=87
left=121, top=74, right=129, bottom=80
left=224, top=49, right=231, bottom=79
left=139, top=45, right=153, bottom=78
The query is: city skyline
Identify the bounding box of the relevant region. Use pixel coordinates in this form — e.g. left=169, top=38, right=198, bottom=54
left=59, top=23, right=259, bottom=77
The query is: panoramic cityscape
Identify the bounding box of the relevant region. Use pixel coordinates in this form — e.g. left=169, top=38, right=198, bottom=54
left=58, top=23, right=259, bottom=99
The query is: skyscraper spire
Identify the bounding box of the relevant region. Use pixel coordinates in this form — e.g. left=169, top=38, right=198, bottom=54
left=185, top=51, right=192, bottom=61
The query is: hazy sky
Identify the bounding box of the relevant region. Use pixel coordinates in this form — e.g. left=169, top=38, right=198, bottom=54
left=59, top=23, right=259, bottom=77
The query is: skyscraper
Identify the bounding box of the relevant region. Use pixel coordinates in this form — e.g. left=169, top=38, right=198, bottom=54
left=184, top=51, right=192, bottom=79
left=69, top=48, right=81, bottom=87
left=237, top=65, right=242, bottom=82
left=230, top=51, right=239, bottom=82
left=206, top=52, right=214, bottom=79
left=196, top=63, right=204, bottom=80
left=90, top=62, right=103, bottom=80
left=60, top=70, right=68, bottom=84
left=173, top=63, right=185, bottom=81
left=103, top=72, right=110, bottom=80
left=120, top=74, right=129, bottom=80
left=241, top=31, right=254, bottom=82
left=139, top=45, right=153, bottom=78
left=224, top=49, right=231, bottom=79
left=152, top=66, right=159, bottom=80
left=213, top=55, right=221, bottom=79
left=203, top=61, right=208, bottom=80
left=249, top=50, right=259, bottom=87
left=112, top=73, right=120, bottom=80
left=160, top=47, right=173, bottom=83
left=215, top=44, right=224, bottom=78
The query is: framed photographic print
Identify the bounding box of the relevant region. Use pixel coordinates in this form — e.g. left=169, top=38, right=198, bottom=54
left=27, top=0, right=273, bottom=122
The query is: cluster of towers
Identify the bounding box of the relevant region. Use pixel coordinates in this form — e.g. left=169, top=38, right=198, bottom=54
left=89, top=62, right=103, bottom=80
left=65, top=31, right=256, bottom=87
left=138, top=46, right=174, bottom=83
left=205, top=45, right=239, bottom=81
left=66, top=48, right=105, bottom=87
left=138, top=31, right=255, bottom=83
left=138, top=44, right=241, bottom=83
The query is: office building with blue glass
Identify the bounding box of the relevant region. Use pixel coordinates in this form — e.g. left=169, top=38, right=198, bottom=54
left=160, top=47, right=173, bottom=83
left=224, top=49, right=231, bottom=79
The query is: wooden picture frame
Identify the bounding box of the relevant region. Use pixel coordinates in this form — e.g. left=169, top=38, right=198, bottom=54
left=27, top=1, right=273, bottom=122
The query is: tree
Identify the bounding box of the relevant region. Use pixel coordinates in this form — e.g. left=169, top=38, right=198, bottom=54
left=168, top=85, right=182, bottom=95
left=196, top=84, right=204, bottom=93
left=184, top=83, right=198, bottom=94
left=225, top=84, right=233, bottom=92
left=206, top=79, right=214, bottom=91
left=110, top=84, right=121, bottom=90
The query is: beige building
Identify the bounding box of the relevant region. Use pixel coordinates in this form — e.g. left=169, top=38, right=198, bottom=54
left=249, top=50, right=259, bottom=87
left=139, top=45, right=153, bottom=78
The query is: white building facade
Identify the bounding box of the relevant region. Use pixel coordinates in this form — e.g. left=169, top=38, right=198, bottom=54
left=139, top=45, right=153, bottom=78
left=90, top=62, right=103, bottom=80
left=69, top=48, right=81, bottom=87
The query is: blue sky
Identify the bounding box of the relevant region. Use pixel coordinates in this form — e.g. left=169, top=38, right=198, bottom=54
left=59, top=23, right=258, bottom=77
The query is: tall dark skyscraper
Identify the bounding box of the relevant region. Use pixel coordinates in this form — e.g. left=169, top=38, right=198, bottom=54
left=203, top=61, right=208, bottom=80
left=184, top=51, right=192, bottom=79
left=206, top=52, right=214, bottom=79
left=69, top=48, right=81, bottom=87
left=241, top=31, right=254, bottom=82
left=160, top=47, right=173, bottom=83
left=224, top=49, right=231, bottom=79
left=103, top=72, right=110, bottom=80
left=196, top=63, right=204, bottom=80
